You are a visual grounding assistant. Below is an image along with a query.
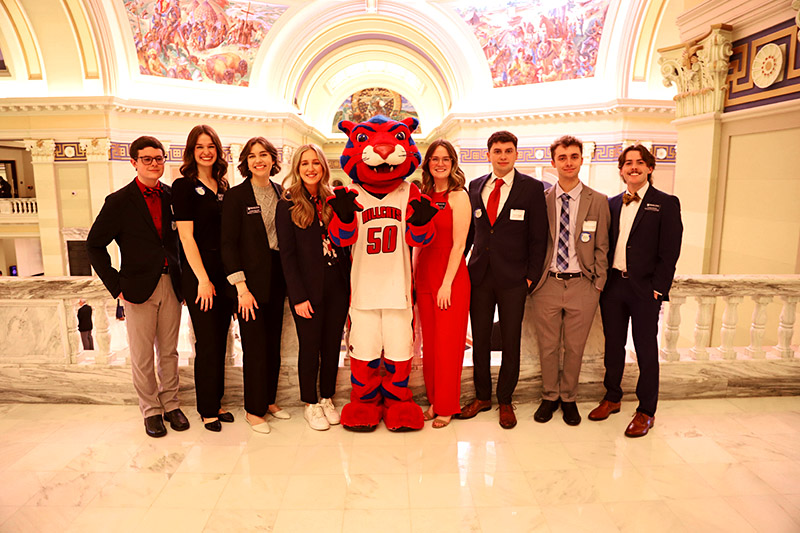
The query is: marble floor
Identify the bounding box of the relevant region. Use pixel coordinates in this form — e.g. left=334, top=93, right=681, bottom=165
left=0, top=397, right=799, bottom=533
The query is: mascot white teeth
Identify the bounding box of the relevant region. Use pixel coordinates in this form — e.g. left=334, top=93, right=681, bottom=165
left=328, top=115, right=438, bottom=432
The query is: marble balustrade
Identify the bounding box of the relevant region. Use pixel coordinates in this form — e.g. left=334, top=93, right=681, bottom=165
left=0, top=275, right=798, bottom=406
left=0, top=198, right=38, bottom=220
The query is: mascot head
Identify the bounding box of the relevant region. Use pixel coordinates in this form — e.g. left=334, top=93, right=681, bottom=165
left=339, top=115, right=421, bottom=195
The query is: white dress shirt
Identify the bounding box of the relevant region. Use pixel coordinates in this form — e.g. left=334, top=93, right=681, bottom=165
left=612, top=182, right=649, bottom=272
left=549, top=181, right=582, bottom=273
left=481, top=171, right=515, bottom=217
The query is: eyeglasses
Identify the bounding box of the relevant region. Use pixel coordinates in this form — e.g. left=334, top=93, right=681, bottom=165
left=137, top=156, right=166, bottom=165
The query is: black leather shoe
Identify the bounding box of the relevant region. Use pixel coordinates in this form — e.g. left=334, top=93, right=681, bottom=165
left=144, top=414, right=167, bottom=438
left=204, top=419, right=222, bottom=432
left=533, top=399, right=560, bottom=423
left=218, top=412, right=235, bottom=423
left=163, top=409, right=190, bottom=431
left=561, top=401, right=581, bottom=426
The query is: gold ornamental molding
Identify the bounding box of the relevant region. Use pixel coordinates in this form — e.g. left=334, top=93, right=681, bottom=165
left=658, top=24, right=734, bottom=118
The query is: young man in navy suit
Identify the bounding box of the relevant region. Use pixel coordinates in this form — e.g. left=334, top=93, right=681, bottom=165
left=588, top=144, right=682, bottom=437
left=87, top=136, right=189, bottom=438
left=458, top=131, right=548, bottom=429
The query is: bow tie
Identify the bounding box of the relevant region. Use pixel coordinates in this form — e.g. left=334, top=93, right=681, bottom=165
left=142, top=184, right=163, bottom=198
left=622, top=191, right=640, bottom=206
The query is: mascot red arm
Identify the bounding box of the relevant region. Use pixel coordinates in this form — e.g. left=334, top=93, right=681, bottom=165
left=327, top=115, right=438, bottom=432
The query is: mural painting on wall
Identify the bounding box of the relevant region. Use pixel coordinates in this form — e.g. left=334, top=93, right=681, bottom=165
left=453, top=0, right=611, bottom=87
left=332, top=87, right=420, bottom=133
left=122, top=0, right=288, bottom=86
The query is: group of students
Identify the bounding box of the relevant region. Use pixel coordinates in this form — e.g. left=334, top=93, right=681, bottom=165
left=86, top=124, right=681, bottom=440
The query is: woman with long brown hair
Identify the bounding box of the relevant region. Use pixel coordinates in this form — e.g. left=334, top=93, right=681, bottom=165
left=173, top=124, right=235, bottom=432
left=276, top=144, right=350, bottom=431
left=414, top=139, right=471, bottom=428
left=221, top=136, right=290, bottom=434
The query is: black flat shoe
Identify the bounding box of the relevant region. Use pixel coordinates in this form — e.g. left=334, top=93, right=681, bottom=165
left=144, top=414, right=167, bottom=438
left=561, top=401, right=582, bottom=426
left=163, top=408, right=190, bottom=431
left=533, top=399, right=560, bottom=423
left=218, top=412, right=234, bottom=423
left=204, top=419, right=222, bottom=432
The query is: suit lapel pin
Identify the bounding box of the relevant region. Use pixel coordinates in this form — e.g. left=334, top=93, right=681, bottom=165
left=474, top=208, right=482, bottom=219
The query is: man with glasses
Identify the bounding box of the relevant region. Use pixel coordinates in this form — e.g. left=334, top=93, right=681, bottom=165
left=87, top=136, right=188, bottom=438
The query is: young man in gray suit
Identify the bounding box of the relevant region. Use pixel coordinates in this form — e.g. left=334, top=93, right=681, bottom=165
left=531, top=136, right=610, bottom=425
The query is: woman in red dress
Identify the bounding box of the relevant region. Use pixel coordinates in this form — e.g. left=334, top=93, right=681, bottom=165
left=414, top=140, right=471, bottom=428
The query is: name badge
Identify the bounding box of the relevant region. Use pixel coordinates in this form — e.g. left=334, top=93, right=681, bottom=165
left=580, top=231, right=591, bottom=243
left=582, top=220, right=597, bottom=232
left=645, top=203, right=661, bottom=212
left=510, top=209, right=525, bottom=221
left=474, top=208, right=482, bottom=219
left=246, top=205, right=262, bottom=215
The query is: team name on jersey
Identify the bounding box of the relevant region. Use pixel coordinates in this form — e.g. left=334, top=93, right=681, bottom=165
left=361, top=206, right=402, bottom=224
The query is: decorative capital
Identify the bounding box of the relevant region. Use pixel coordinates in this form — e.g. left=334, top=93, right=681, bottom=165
left=794, top=0, right=800, bottom=41
left=281, top=145, right=294, bottom=164
left=658, top=24, right=733, bottom=118
left=23, top=139, right=56, bottom=162
left=229, top=143, right=243, bottom=164
left=78, top=138, right=111, bottom=162
left=582, top=142, right=595, bottom=163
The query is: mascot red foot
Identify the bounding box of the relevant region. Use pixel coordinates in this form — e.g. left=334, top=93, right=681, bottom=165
left=328, top=115, right=438, bottom=432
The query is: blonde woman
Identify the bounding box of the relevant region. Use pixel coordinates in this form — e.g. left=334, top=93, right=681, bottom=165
left=276, top=144, right=351, bottom=431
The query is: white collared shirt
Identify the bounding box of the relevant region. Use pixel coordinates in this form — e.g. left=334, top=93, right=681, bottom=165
left=612, top=181, right=649, bottom=271
left=549, top=181, right=582, bottom=273
left=481, top=171, right=515, bottom=218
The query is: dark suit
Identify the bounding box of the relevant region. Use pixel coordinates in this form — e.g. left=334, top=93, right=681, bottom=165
left=467, top=170, right=548, bottom=404
left=221, top=178, right=286, bottom=416
left=276, top=198, right=351, bottom=404
left=86, top=178, right=183, bottom=418
left=600, top=184, right=682, bottom=416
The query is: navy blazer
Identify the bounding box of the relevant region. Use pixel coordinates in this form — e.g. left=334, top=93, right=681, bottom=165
left=275, top=198, right=351, bottom=307
left=608, top=185, right=682, bottom=301
left=220, top=178, right=283, bottom=303
left=467, top=169, right=549, bottom=289
left=86, top=179, right=182, bottom=304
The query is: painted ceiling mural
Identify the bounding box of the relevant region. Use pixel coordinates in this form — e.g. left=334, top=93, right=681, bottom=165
left=453, top=0, right=611, bottom=87
left=122, top=0, right=288, bottom=86
left=332, top=87, right=420, bottom=133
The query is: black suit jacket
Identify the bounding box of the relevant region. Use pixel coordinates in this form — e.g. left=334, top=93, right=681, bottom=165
left=467, top=170, right=549, bottom=288
left=275, top=198, right=351, bottom=307
left=86, top=179, right=182, bottom=304
left=220, top=178, right=283, bottom=303
left=608, top=185, right=682, bottom=301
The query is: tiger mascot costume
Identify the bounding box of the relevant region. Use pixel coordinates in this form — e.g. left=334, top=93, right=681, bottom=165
left=328, top=115, right=438, bottom=432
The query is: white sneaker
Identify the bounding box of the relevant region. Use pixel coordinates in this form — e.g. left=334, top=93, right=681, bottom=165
left=319, top=398, right=341, bottom=425
left=304, top=403, right=330, bottom=431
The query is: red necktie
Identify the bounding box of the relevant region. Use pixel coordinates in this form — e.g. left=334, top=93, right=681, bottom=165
left=487, top=178, right=504, bottom=225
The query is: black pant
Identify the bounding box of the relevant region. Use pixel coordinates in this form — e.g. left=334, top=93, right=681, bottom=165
left=469, top=269, right=528, bottom=404
left=183, top=266, right=235, bottom=419
left=292, top=265, right=349, bottom=404
left=238, top=252, right=286, bottom=417
left=599, top=269, right=663, bottom=416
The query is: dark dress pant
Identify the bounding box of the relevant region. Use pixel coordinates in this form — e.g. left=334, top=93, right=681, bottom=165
left=238, top=251, right=286, bottom=417
left=292, top=265, right=350, bottom=404
left=600, top=269, right=662, bottom=416
left=469, top=266, right=528, bottom=404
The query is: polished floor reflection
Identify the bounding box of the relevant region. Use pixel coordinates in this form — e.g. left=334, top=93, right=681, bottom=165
left=0, top=397, right=799, bottom=532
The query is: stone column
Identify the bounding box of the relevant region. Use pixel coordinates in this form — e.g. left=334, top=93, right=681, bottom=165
left=229, top=143, right=242, bottom=187
left=24, top=139, right=65, bottom=276
left=658, top=24, right=733, bottom=274
left=79, top=138, right=113, bottom=220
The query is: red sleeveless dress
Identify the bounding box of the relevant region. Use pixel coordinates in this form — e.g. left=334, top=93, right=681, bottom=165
left=415, top=190, right=470, bottom=416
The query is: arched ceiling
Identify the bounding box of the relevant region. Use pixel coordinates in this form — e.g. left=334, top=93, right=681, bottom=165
left=0, top=0, right=680, bottom=137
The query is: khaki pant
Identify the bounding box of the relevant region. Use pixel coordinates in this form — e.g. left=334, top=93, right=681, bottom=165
left=124, top=274, right=182, bottom=418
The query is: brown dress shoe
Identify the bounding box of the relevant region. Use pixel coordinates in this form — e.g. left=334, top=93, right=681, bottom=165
left=588, top=400, right=621, bottom=421
left=625, top=412, right=655, bottom=438
left=499, top=403, right=517, bottom=429
left=455, top=399, right=492, bottom=420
